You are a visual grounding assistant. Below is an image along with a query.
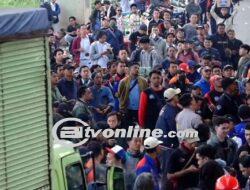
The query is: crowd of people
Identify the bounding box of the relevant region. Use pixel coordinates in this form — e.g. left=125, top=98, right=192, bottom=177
left=48, top=0, right=250, bottom=189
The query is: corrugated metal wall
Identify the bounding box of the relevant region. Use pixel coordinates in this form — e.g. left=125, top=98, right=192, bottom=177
left=0, top=37, right=51, bottom=190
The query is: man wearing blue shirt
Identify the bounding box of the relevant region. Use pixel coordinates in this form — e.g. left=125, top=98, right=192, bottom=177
left=90, top=71, right=115, bottom=122
left=194, top=66, right=211, bottom=95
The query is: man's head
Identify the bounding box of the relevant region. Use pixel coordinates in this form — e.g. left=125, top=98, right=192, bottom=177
left=164, top=88, right=181, bottom=104
left=166, top=33, right=175, bottom=44
left=87, top=140, right=104, bottom=161
left=196, top=144, right=216, bottom=168
left=238, top=105, right=250, bottom=121
left=139, top=36, right=150, bottom=50
left=227, top=29, right=235, bottom=40
left=109, top=18, right=117, bottom=29
left=245, top=124, right=250, bottom=146
left=130, top=4, right=138, bottom=14
left=239, top=155, right=250, bottom=177
left=167, top=46, right=177, bottom=58
left=143, top=137, right=162, bottom=155
left=149, top=70, right=162, bottom=88
left=221, top=77, right=238, bottom=95
left=180, top=128, right=200, bottom=151
left=217, top=23, right=226, bottom=35
left=163, top=11, right=172, bottom=21
left=92, top=71, right=103, bottom=86
left=179, top=93, right=199, bottom=111
left=129, top=62, right=140, bottom=77
left=119, top=50, right=128, bottom=61
left=102, top=17, right=110, bottom=28
left=53, top=48, right=64, bottom=64
left=210, top=75, right=223, bottom=89
left=97, top=31, right=107, bottom=43
left=168, top=61, right=178, bottom=75
left=151, top=26, right=160, bottom=37
left=103, top=0, right=111, bottom=9
left=176, top=28, right=185, bottom=39
left=153, top=9, right=160, bottom=20
left=80, top=24, right=88, bottom=37
left=77, top=86, right=93, bottom=101
left=196, top=25, right=205, bottom=35
left=222, top=65, right=234, bottom=78
left=107, top=112, right=120, bottom=129
left=127, top=137, right=142, bottom=153
left=204, top=37, right=213, bottom=49
left=201, top=66, right=212, bottom=80
left=213, top=116, right=230, bottom=139
left=56, top=64, right=64, bottom=78
left=69, top=16, right=76, bottom=26
left=139, top=24, right=148, bottom=34
left=80, top=66, right=90, bottom=79
left=201, top=54, right=212, bottom=66
left=94, top=0, right=102, bottom=9
left=107, top=61, right=117, bottom=75
left=239, top=44, right=250, bottom=57
left=212, top=65, right=222, bottom=76
left=117, top=61, right=126, bottom=75
left=116, top=7, right=122, bottom=16
left=220, top=7, right=229, bottom=17
left=106, top=145, right=126, bottom=166
left=51, top=72, right=59, bottom=86
left=190, top=14, right=198, bottom=24
left=63, top=64, right=74, bottom=80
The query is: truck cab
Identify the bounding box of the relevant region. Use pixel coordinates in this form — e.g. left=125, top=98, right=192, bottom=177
left=52, top=143, right=87, bottom=190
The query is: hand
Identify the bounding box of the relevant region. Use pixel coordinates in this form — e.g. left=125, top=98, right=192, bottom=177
left=208, top=104, right=216, bottom=112
left=103, top=106, right=110, bottom=114
left=95, top=108, right=104, bottom=114
left=101, top=51, right=109, bottom=56
left=78, top=48, right=84, bottom=52
left=186, top=165, right=199, bottom=173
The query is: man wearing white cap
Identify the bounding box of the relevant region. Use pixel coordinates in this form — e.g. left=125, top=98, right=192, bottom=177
left=155, top=88, right=181, bottom=148
left=136, top=137, right=162, bottom=190
left=167, top=128, right=200, bottom=189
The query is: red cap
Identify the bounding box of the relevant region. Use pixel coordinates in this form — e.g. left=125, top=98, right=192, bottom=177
left=215, top=175, right=240, bottom=190
left=179, top=63, right=190, bottom=73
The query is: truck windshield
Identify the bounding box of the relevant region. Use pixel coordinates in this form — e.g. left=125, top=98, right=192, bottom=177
left=66, top=163, right=86, bottom=190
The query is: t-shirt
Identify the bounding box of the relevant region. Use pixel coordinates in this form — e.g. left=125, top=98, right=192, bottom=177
left=80, top=37, right=91, bottom=60
left=128, top=79, right=140, bottom=110
left=183, top=23, right=197, bottom=40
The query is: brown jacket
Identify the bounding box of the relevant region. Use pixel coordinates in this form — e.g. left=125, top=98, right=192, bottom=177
left=118, top=76, right=148, bottom=110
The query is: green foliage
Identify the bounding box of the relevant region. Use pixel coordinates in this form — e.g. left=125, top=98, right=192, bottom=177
left=0, top=0, right=40, bottom=8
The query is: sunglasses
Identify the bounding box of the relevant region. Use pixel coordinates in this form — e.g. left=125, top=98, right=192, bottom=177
left=204, top=69, right=211, bottom=72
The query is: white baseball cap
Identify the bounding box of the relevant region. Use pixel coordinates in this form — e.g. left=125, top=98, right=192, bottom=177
left=144, top=137, right=163, bottom=149
left=164, top=88, right=181, bottom=101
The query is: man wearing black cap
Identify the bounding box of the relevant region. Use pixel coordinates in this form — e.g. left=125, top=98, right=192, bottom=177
left=57, top=64, right=78, bottom=100
left=214, top=77, right=242, bottom=123
left=129, top=23, right=148, bottom=53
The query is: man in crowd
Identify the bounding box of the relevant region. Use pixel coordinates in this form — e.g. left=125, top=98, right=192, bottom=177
left=139, top=70, right=165, bottom=130
left=118, top=62, right=147, bottom=126
left=194, top=66, right=212, bottom=95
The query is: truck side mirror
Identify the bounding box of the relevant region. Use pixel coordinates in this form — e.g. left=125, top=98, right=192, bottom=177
left=106, top=166, right=126, bottom=190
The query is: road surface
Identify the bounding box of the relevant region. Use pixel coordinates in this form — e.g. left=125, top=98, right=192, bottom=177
left=234, top=0, right=250, bottom=44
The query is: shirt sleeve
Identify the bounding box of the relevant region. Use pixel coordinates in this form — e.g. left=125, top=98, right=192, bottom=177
left=138, top=91, right=148, bottom=128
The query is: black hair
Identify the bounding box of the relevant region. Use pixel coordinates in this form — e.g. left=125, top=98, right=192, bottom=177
left=87, top=141, right=103, bottom=158
left=90, top=64, right=101, bottom=73
left=179, top=93, right=193, bottom=108
left=145, top=147, right=157, bottom=154
left=130, top=3, right=137, bottom=8
left=53, top=48, right=63, bottom=57
left=245, top=123, right=250, bottom=131
left=240, top=44, right=250, bottom=53
left=212, top=65, right=221, bottom=70
left=69, top=16, right=76, bottom=21
left=79, top=65, right=89, bottom=73
left=239, top=155, right=250, bottom=168
left=212, top=116, right=230, bottom=127
left=77, top=86, right=88, bottom=99
left=196, top=144, right=216, bottom=159
left=196, top=123, right=210, bottom=142
left=192, top=85, right=202, bottom=90
left=94, top=0, right=101, bottom=5
left=107, top=111, right=121, bottom=122
left=238, top=105, right=250, bottom=120
left=96, top=30, right=107, bottom=40
left=139, top=36, right=150, bottom=44
left=217, top=23, right=225, bottom=28
left=91, top=71, right=102, bottom=80
left=107, top=61, right=117, bottom=69
left=149, top=70, right=161, bottom=78
left=165, top=33, right=175, bottom=39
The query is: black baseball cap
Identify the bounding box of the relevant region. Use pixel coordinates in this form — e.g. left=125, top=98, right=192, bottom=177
left=63, top=64, right=75, bottom=70
left=221, top=77, right=236, bottom=90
